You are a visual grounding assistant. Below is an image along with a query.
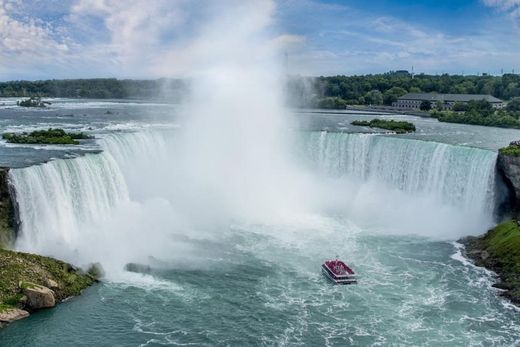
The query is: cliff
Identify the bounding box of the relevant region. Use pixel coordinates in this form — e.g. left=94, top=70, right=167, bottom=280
left=460, top=220, right=520, bottom=305
left=0, top=168, right=16, bottom=247
left=497, top=153, right=520, bottom=216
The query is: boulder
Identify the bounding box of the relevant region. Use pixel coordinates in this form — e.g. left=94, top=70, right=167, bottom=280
left=125, top=262, right=152, bottom=274
left=0, top=308, right=29, bottom=323
left=21, top=282, right=56, bottom=309
left=86, top=262, right=104, bottom=280
left=45, top=278, right=59, bottom=290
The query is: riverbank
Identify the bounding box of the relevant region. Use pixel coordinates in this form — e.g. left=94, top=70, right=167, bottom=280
left=0, top=248, right=96, bottom=327
left=460, top=220, right=520, bottom=305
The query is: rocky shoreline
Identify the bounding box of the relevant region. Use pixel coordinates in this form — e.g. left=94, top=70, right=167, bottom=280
left=459, top=220, right=520, bottom=306
left=0, top=167, right=97, bottom=328
left=0, top=248, right=97, bottom=328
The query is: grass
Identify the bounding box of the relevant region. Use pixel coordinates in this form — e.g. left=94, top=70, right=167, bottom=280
left=467, top=220, right=520, bottom=302
left=0, top=248, right=94, bottom=309
left=351, top=119, right=416, bottom=134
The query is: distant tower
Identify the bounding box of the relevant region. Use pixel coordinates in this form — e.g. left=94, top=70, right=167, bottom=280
left=411, top=66, right=415, bottom=78
left=501, top=68, right=504, bottom=75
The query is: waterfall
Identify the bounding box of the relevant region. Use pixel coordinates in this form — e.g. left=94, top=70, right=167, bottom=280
left=7, top=130, right=500, bottom=268
left=300, top=131, right=497, bottom=214
left=10, top=151, right=129, bottom=258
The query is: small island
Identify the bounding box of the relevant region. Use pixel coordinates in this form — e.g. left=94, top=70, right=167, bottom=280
left=17, top=97, right=51, bottom=108
left=351, top=119, right=416, bottom=133
left=2, top=128, right=93, bottom=145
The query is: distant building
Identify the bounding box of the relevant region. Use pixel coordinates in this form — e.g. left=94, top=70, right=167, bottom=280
left=393, top=93, right=505, bottom=110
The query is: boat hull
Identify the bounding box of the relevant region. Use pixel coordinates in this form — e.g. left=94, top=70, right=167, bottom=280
left=321, top=265, right=357, bottom=285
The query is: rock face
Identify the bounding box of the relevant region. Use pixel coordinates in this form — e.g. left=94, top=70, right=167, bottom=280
left=22, top=283, right=56, bottom=309
left=497, top=153, right=520, bottom=216
left=0, top=308, right=29, bottom=323
left=0, top=168, right=16, bottom=247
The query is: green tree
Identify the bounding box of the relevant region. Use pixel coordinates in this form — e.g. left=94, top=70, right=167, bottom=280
left=383, top=87, right=407, bottom=105
left=507, top=97, right=520, bottom=112
left=420, top=100, right=432, bottom=111
left=365, top=90, right=383, bottom=105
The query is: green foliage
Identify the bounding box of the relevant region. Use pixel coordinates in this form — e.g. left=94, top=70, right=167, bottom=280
left=317, top=97, right=348, bottom=109
left=383, top=86, right=408, bottom=105
left=17, top=97, right=50, bottom=107
left=309, top=72, right=520, bottom=107
left=2, top=128, right=93, bottom=145
left=0, top=248, right=94, bottom=308
left=419, top=100, right=432, bottom=111
left=507, top=97, right=520, bottom=112
left=435, top=109, right=520, bottom=128
left=0, top=78, right=187, bottom=99
left=364, top=89, right=384, bottom=105
left=351, top=119, right=416, bottom=133
left=499, top=143, right=520, bottom=157
left=452, top=102, right=468, bottom=112
left=482, top=221, right=520, bottom=287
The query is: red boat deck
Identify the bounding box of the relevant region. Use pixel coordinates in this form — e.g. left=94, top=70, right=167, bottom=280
left=324, top=260, right=355, bottom=276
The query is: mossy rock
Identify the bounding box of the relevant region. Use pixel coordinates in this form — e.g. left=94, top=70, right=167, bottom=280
left=0, top=249, right=94, bottom=309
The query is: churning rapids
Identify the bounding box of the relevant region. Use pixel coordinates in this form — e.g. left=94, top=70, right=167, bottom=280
left=1, top=125, right=519, bottom=346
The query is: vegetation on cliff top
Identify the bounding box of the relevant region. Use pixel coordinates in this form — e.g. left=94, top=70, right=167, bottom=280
left=0, top=248, right=94, bottom=311
left=463, top=220, right=520, bottom=304
left=351, top=119, right=416, bottom=133
left=2, top=128, right=93, bottom=145
left=499, top=141, right=520, bottom=157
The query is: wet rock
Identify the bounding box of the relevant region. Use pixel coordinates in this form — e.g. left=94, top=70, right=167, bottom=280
left=86, top=262, right=104, bottom=280
left=0, top=308, right=29, bottom=323
left=125, top=262, right=152, bottom=274
left=20, top=282, right=55, bottom=309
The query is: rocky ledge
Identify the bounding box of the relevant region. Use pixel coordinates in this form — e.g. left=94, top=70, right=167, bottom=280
left=459, top=220, right=520, bottom=306
left=0, top=248, right=97, bottom=328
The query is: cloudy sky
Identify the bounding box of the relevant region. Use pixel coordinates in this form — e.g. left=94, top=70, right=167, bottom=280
left=0, top=0, right=519, bottom=80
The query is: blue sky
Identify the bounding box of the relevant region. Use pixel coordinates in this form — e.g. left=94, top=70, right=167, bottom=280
left=0, top=0, right=519, bottom=80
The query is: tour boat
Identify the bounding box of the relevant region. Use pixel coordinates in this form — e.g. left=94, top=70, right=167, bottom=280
left=322, top=259, right=357, bottom=284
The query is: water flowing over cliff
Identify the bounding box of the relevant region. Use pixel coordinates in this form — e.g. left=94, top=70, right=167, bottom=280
left=8, top=131, right=499, bottom=269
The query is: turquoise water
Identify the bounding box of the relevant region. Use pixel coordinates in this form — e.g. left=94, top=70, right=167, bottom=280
left=1, top=228, right=519, bottom=346
left=1, top=99, right=520, bottom=346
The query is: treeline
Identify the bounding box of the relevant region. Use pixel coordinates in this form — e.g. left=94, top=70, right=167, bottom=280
left=288, top=72, right=520, bottom=108
left=0, top=78, right=188, bottom=100
left=432, top=98, right=520, bottom=128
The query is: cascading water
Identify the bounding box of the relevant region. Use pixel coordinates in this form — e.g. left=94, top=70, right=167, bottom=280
left=302, top=131, right=497, bottom=212
left=11, top=152, right=129, bottom=259
left=9, top=130, right=499, bottom=270
left=296, top=131, right=498, bottom=238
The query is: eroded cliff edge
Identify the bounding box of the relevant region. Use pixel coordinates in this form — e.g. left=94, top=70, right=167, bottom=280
left=0, top=168, right=96, bottom=327
left=0, top=168, right=16, bottom=248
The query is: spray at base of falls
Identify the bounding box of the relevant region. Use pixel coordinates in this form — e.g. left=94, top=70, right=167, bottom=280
left=8, top=130, right=499, bottom=273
